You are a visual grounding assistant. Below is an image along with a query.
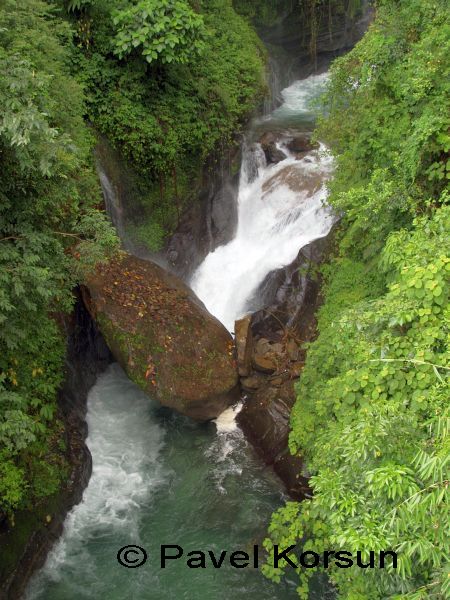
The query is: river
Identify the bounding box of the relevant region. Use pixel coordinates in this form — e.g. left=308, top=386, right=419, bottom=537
left=26, top=72, right=333, bottom=600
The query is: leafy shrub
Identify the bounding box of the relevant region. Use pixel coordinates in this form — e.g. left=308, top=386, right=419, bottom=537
left=0, top=0, right=117, bottom=518
left=71, top=0, right=265, bottom=222
left=264, top=1, right=450, bottom=597
left=112, top=0, right=206, bottom=65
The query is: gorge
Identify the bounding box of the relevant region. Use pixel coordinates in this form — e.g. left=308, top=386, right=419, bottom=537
left=24, top=61, right=337, bottom=600
left=1, top=1, right=448, bottom=599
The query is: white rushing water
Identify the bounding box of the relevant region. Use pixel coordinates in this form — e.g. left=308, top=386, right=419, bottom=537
left=191, top=73, right=334, bottom=332
left=26, top=71, right=333, bottom=600
left=28, top=367, right=298, bottom=600
left=26, top=365, right=166, bottom=597
left=272, top=72, right=330, bottom=119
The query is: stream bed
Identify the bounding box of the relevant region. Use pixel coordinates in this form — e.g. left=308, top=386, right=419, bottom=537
left=26, top=364, right=298, bottom=599
left=26, top=72, right=332, bottom=600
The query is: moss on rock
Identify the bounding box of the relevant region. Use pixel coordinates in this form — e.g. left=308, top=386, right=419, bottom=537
left=82, top=253, right=238, bottom=420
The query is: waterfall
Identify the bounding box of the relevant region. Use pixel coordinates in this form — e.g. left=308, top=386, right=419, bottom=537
left=96, top=163, right=128, bottom=244
left=26, top=70, right=334, bottom=600
left=94, top=140, right=156, bottom=262
left=191, top=72, right=334, bottom=332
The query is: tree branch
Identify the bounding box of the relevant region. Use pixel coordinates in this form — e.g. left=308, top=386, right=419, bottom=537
left=0, top=236, right=22, bottom=242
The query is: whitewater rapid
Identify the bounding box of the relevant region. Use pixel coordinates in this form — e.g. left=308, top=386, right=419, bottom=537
left=191, top=73, right=334, bottom=331
left=26, top=364, right=166, bottom=597
left=26, top=71, right=332, bottom=600
left=27, top=366, right=297, bottom=600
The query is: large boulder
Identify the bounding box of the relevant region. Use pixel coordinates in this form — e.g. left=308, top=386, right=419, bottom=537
left=259, top=132, right=287, bottom=165
left=261, top=162, right=324, bottom=201
left=82, top=253, right=238, bottom=420
left=286, top=134, right=318, bottom=156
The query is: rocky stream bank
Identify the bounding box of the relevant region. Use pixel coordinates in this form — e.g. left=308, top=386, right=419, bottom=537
left=0, top=299, right=111, bottom=600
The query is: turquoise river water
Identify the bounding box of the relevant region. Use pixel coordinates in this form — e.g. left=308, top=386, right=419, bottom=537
left=26, top=72, right=332, bottom=600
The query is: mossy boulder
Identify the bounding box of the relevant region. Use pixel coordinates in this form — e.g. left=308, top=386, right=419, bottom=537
left=82, top=253, right=238, bottom=420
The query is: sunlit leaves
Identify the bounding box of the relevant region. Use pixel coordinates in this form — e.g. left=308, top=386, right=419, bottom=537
left=112, top=0, right=206, bottom=65
left=0, top=456, right=26, bottom=515
left=265, top=1, right=450, bottom=598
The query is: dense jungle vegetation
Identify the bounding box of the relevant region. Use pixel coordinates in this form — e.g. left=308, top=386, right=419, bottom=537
left=0, top=0, right=266, bottom=522
left=263, top=1, right=450, bottom=598
left=70, top=0, right=266, bottom=249
left=0, top=0, right=118, bottom=523
left=1, top=0, right=448, bottom=598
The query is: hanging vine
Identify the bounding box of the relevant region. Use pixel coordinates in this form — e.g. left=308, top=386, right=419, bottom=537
left=299, top=0, right=364, bottom=67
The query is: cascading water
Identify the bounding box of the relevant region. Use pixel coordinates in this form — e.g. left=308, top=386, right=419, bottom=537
left=26, top=72, right=333, bottom=600
left=26, top=366, right=299, bottom=600
left=191, top=73, right=334, bottom=331
left=271, top=72, right=330, bottom=123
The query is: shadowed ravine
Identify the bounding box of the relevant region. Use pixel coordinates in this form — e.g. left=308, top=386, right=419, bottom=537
left=26, top=73, right=334, bottom=600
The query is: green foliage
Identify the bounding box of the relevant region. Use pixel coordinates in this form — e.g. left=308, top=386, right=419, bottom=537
left=232, top=0, right=288, bottom=25
left=128, top=221, right=166, bottom=252
left=265, top=1, right=450, bottom=598
left=0, top=0, right=262, bottom=519
left=66, top=0, right=95, bottom=11
left=317, top=257, right=384, bottom=329
left=112, top=0, right=206, bottom=65
left=0, top=0, right=118, bottom=519
left=0, top=457, right=26, bottom=516
left=69, top=0, right=265, bottom=240
left=317, top=0, right=449, bottom=208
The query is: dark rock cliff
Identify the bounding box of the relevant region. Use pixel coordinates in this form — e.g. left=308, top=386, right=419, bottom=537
left=95, top=134, right=241, bottom=282
left=236, top=229, right=337, bottom=499
left=164, top=150, right=241, bottom=281
left=259, top=1, right=372, bottom=66
left=0, top=297, right=111, bottom=600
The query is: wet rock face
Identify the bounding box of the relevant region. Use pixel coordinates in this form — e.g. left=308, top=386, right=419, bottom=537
left=165, top=151, right=240, bottom=281
left=259, top=1, right=372, bottom=70
left=262, top=162, right=324, bottom=201
left=95, top=134, right=241, bottom=283
left=250, top=233, right=333, bottom=337
left=236, top=230, right=336, bottom=499
left=286, top=134, right=318, bottom=156
left=258, top=131, right=318, bottom=161
left=259, top=132, right=287, bottom=164
left=235, top=316, right=253, bottom=377
left=83, top=253, right=239, bottom=421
